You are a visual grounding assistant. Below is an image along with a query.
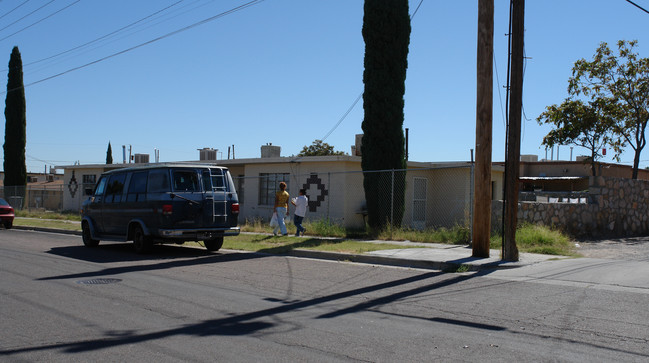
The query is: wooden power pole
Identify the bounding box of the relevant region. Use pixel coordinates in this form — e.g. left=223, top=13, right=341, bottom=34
left=503, top=0, right=524, bottom=261
left=472, top=0, right=494, bottom=258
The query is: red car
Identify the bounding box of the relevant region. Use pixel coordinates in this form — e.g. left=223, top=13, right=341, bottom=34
left=0, top=198, right=15, bottom=229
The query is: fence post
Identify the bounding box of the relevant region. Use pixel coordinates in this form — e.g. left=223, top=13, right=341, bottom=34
left=327, top=172, right=331, bottom=223
left=391, top=169, right=394, bottom=238
left=469, top=151, right=475, bottom=246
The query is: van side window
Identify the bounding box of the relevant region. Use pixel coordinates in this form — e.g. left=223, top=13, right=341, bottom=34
left=94, top=177, right=107, bottom=196
left=202, top=171, right=212, bottom=190
left=106, top=174, right=126, bottom=203
left=148, top=169, right=170, bottom=193
left=127, top=171, right=148, bottom=202
left=173, top=171, right=199, bottom=192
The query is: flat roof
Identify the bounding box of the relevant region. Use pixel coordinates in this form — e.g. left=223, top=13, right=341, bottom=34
left=57, top=156, right=504, bottom=171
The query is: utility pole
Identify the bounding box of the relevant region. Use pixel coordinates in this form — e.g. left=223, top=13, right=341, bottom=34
left=503, top=0, right=524, bottom=262
left=473, top=0, right=494, bottom=258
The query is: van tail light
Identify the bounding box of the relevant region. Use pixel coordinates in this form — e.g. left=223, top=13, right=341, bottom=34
left=162, top=204, right=173, bottom=216
left=231, top=203, right=240, bottom=214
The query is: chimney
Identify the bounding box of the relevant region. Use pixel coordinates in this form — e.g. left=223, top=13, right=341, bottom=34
left=354, top=134, right=363, bottom=156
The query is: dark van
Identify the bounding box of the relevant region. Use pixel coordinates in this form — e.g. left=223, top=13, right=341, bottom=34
left=81, top=164, right=240, bottom=253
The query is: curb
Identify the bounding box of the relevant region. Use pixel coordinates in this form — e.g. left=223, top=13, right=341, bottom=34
left=284, top=249, right=517, bottom=272
left=12, top=226, right=520, bottom=272
left=14, top=225, right=82, bottom=236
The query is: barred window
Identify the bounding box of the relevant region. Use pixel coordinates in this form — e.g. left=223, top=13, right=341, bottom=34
left=82, top=175, right=96, bottom=184
left=82, top=174, right=97, bottom=196
left=259, top=173, right=289, bottom=205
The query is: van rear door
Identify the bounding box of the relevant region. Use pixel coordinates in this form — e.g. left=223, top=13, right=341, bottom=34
left=170, top=169, right=203, bottom=228
left=201, top=168, right=229, bottom=226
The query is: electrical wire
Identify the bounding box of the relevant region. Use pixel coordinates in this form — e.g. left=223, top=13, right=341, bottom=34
left=20, top=0, right=219, bottom=75
left=318, top=0, right=425, bottom=144
left=1, top=0, right=266, bottom=94
left=493, top=53, right=507, bottom=129
left=625, top=0, right=649, bottom=14
left=26, top=154, right=71, bottom=164
left=411, top=0, right=425, bottom=19
left=22, top=0, right=187, bottom=68
left=0, top=0, right=81, bottom=42
left=0, top=0, right=55, bottom=33
left=0, top=0, right=30, bottom=21
left=321, top=92, right=362, bottom=142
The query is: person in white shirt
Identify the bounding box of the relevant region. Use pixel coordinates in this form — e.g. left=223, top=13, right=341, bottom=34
left=291, top=189, right=308, bottom=236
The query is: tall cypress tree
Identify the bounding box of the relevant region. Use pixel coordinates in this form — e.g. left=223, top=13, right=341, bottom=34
left=3, top=46, right=27, bottom=193
left=106, top=142, right=113, bottom=164
left=361, top=0, right=410, bottom=229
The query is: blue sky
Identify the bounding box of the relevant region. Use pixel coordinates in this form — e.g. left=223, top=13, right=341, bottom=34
left=0, top=0, right=647, bottom=173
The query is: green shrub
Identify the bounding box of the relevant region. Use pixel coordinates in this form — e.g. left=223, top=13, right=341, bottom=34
left=490, top=223, right=575, bottom=256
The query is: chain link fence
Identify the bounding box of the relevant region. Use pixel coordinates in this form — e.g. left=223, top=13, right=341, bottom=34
left=234, top=166, right=476, bottom=231
left=2, top=165, right=478, bottom=231
left=1, top=185, right=64, bottom=211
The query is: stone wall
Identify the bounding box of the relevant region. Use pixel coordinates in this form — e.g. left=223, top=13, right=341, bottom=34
left=491, top=177, right=649, bottom=238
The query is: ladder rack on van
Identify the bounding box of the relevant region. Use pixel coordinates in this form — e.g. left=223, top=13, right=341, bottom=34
left=204, top=169, right=228, bottom=223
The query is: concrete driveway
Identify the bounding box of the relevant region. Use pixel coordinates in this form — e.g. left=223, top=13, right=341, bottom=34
left=576, top=236, right=649, bottom=261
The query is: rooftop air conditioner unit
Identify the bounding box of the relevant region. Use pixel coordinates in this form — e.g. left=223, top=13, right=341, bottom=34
left=134, top=153, right=149, bottom=164
left=199, top=148, right=217, bottom=161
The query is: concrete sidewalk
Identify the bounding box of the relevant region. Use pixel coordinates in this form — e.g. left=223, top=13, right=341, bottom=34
left=284, top=242, right=567, bottom=272
left=13, top=225, right=568, bottom=272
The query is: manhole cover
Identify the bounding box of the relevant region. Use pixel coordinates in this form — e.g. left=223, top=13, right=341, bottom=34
left=76, top=278, right=122, bottom=285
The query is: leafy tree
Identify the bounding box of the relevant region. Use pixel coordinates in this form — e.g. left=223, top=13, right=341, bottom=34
left=537, top=99, right=615, bottom=176
left=298, top=140, right=346, bottom=156
left=3, top=46, right=26, bottom=193
left=106, top=142, right=113, bottom=164
left=361, top=0, right=410, bottom=229
left=568, top=40, right=649, bottom=179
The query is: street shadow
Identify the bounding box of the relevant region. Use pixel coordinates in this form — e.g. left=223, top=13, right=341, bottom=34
left=379, top=311, right=506, bottom=331
left=46, top=243, right=217, bottom=264
left=39, top=246, right=265, bottom=282
left=7, top=269, right=485, bottom=356
left=5, top=263, right=646, bottom=359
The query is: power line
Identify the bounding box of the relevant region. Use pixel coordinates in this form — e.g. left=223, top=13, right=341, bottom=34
left=1, top=0, right=266, bottom=94
left=625, top=0, right=649, bottom=14
left=319, top=0, right=425, bottom=143
left=411, top=0, right=425, bottom=19
left=0, top=0, right=55, bottom=34
left=22, top=0, right=187, bottom=68
left=26, top=154, right=71, bottom=164
left=0, top=0, right=30, bottom=22
left=20, top=1, right=228, bottom=75
left=493, top=53, right=507, bottom=129
left=321, top=92, right=362, bottom=142
left=0, top=0, right=81, bottom=42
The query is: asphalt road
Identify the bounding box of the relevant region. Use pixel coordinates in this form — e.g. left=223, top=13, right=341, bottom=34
left=2, top=229, right=649, bottom=362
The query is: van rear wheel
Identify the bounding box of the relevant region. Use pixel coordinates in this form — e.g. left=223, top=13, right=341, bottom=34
left=82, top=221, right=99, bottom=247
left=133, top=226, right=152, bottom=254
left=204, top=237, right=224, bottom=251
